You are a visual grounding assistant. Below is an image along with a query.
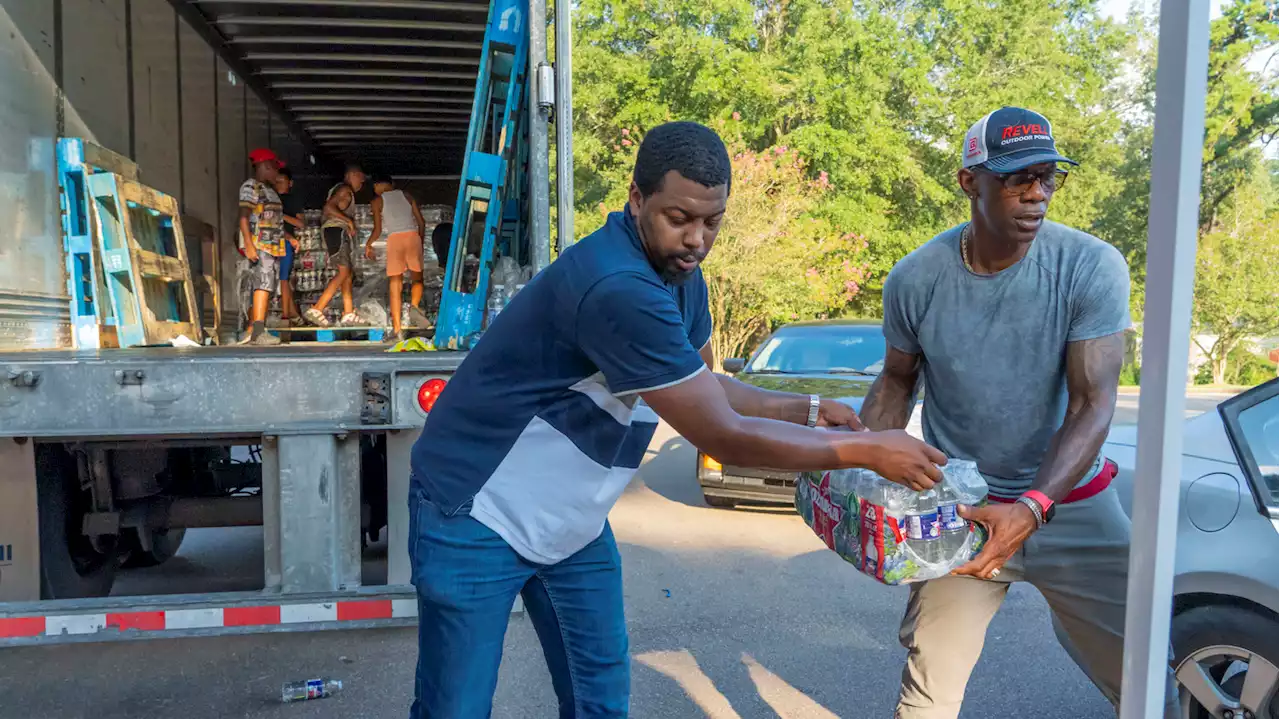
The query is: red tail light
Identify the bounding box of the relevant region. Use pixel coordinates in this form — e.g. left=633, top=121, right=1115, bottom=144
left=417, top=378, right=448, bottom=414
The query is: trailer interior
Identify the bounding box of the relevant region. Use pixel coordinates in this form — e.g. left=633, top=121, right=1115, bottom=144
left=0, top=0, right=565, bottom=636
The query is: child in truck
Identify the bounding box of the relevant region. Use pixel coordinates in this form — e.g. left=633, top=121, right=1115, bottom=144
left=303, top=165, right=364, bottom=327
left=366, top=175, right=431, bottom=339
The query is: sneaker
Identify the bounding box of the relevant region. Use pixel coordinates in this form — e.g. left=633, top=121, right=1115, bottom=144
left=304, top=308, right=330, bottom=327
left=288, top=315, right=306, bottom=328
left=340, top=312, right=362, bottom=326
left=404, top=305, right=432, bottom=328
left=249, top=331, right=282, bottom=346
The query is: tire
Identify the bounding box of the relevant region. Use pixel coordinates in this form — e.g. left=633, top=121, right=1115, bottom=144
left=1172, top=604, right=1279, bottom=719
left=703, top=494, right=738, bottom=509
left=36, top=445, right=120, bottom=599
left=120, top=528, right=186, bottom=568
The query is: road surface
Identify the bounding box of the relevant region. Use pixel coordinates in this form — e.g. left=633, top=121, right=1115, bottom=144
left=0, top=388, right=1236, bottom=719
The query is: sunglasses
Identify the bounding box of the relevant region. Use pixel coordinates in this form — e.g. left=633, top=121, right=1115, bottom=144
left=973, top=166, right=1069, bottom=195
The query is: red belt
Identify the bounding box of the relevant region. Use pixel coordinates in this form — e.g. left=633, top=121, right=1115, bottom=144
left=990, top=459, right=1117, bottom=505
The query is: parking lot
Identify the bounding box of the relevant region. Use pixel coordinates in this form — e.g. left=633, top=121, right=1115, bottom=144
left=0, top=392, right=1236, bottom=719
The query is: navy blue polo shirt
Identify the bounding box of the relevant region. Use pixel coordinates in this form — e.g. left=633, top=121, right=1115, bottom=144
left=410, top=206, right=712, bottom=563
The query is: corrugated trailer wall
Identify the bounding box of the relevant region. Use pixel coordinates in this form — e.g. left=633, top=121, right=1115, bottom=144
left=0, top=0, right=309, bottom=350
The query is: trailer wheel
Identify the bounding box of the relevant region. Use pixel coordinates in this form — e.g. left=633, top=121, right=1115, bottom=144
left=37, top=445, right=120, bottom=599
left=120, top=528, right=186, bottom=568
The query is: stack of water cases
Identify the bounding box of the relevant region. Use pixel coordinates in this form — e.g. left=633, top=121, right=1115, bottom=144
left=293, top=210, right=328, bottom=294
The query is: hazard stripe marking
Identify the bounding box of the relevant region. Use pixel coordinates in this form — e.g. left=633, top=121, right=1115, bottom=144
left=46, top=614, right=107, bottom=636
left=106, top=611, right=166, bottom=632
left=391, top=598, right=417, bottom=619
left=336, top=600, right=392, bottom=621
left=0, top=617, right=46, bottom=638
left=280, top=603, right=337, bottom=624
left=224, top=605, right=281, bottom=627
left=164, top=608, right=223, bottom=630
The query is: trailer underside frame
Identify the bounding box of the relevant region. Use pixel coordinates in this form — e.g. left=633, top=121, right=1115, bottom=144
left=0, top=345, right=521, bottom=646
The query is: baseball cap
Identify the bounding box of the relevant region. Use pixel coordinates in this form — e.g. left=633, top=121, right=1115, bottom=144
left=248, top=148, right=282, bottom=167
left=961, top=107, right=1077, bottom=173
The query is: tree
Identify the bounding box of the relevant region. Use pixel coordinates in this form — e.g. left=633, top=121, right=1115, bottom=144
left=1191, top=161, right=1279, bottom=384
left=573, top=126, right=870, bottom=366
left=703, top=144, right=869, bottom=365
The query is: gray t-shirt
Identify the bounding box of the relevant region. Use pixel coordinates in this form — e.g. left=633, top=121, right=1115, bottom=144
left=882, top=220, right=1131, bottom=499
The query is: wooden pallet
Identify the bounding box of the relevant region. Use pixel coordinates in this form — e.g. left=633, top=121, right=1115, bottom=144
left=86, top=172, right=202, bottom=348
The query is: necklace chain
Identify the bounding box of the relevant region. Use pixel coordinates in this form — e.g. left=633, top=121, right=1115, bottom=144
left=961, top=223, right=976, bottom=273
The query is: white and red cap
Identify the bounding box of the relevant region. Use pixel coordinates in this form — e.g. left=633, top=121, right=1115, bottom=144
left=962, top=107, right=1078, bottom=172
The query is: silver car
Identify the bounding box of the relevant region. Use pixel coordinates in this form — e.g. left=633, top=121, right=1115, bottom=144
left=1106, top=379, right=1278, bottom=719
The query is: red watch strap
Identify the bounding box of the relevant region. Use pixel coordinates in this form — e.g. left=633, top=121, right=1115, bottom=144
left=1021, top=490, right=1054, bottom=513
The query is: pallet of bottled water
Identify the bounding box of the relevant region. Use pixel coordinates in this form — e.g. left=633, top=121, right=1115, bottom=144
left=795, top=460, right=989, bottom=585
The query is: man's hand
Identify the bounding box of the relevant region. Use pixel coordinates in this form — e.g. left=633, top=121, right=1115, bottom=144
left=816, top=399, right=865, bottom=431
left=289, top=237, right=300, bottom=251
left=863, top=430, right=945, bottom=491
left=951, top=503, right=1039, bottom=580
left=365, top=243, right=376, bottom=261
left=244, top=245, right=259, bottom=264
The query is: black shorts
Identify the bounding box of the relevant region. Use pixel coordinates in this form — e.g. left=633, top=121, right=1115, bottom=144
left=323, top=226, right=352, bottom=268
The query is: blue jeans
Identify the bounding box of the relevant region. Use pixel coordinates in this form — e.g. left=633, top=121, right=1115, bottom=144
left=409, top=486, right=629, bottom=719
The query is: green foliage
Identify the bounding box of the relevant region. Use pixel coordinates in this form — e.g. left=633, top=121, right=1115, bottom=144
left=1194, top=346, right=1278, bottom=386
left=1191, top=161, right=1280, bottom=384
left=1119, top=362, right=1142, bottom=387
left=569, top=0, right=1279, bottom=361
left=703, top=140, right=870, bottom=364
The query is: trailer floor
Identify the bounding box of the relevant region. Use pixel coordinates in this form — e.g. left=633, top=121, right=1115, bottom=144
left=0, top=343, right=455, bottom=363
left=0, top=424, right=1110, bottom=719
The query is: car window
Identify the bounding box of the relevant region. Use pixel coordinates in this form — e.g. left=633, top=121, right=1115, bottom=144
left=747, top=327, right=885, bottom=374
left=1235, top=394, right=1278, bottom=509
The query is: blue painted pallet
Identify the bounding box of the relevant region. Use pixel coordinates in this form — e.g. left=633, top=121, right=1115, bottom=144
left=56, top=138, right=111, bottom=348
left=84, top=173, right=201, bottom=348
left=271, top=327, right=388, bottom=343
left=434, top=0, right=529, bottom=350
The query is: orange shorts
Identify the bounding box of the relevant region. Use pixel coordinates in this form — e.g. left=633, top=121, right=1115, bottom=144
left=385, top=230, right=424, bottom=277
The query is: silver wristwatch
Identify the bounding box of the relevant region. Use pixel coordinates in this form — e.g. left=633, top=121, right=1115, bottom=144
left=805, top=394, right=821, bottom=427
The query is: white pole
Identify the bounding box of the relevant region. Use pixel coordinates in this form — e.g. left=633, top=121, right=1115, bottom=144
left=1119, top=0, right=1211, bottom=717
left=553, top=0, right=575, bottom=251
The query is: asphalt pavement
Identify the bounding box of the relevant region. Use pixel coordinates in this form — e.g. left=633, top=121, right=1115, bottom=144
left=0, top=389, right=1238, bottom=719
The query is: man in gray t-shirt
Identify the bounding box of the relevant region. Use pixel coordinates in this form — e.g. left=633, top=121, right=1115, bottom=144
left=862, top=107, right=1177, bottom=718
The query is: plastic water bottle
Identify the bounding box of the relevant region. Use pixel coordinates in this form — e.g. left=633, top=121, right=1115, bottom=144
left=281, top=678, right=343, bottom=703
left=937, top=460, right=988, bottom=562
left=904, top=488, right=943, bottom=565
left=486, top=283, right=506, bottom=328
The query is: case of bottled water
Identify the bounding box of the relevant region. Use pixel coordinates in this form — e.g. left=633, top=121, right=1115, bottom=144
left=795, top=459, right=990, bottom=585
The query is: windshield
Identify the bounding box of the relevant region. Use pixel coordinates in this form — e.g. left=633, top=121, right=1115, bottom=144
left=746, top=325, right=886, bottom=374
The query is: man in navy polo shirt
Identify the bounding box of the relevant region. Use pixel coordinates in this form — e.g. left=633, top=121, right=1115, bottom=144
left=408, top=122, right=947, bottom=718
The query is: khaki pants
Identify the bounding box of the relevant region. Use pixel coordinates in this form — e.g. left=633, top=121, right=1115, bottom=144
left=895, top=487, right=1179, bottom=718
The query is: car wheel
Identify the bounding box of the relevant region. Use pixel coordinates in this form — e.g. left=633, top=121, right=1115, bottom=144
left=1173, top=604, right=1278, bottom=719
left=703, top=494, right=738, bottom=509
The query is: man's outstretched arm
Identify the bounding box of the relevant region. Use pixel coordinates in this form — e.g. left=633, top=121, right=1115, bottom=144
left=641, top=368, right=942, bottom=490
left=698, top=342, right=864, bottom=429
left=859, top=346, right=922, bottom=431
